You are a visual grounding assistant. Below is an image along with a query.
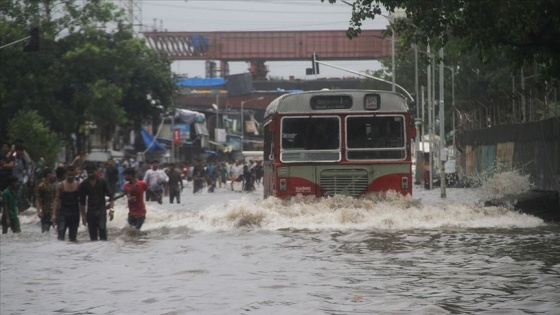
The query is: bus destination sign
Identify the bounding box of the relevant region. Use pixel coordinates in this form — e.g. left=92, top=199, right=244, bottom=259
left=310, top=95, right=353, bottom=110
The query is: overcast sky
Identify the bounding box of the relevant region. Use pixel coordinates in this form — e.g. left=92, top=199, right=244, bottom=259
left=120, top=0, right=391, bottom=79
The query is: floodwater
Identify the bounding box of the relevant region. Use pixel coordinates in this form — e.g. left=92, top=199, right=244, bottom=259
left=1, top=174, right=559, bottom=315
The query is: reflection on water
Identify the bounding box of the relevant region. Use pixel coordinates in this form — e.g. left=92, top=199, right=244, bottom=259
left=274, top=227, right=560, bottom=314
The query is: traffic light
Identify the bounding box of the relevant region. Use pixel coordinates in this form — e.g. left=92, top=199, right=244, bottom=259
left=306, top=53, right=319, bottom=75
left=312, top=53, right=319, bottom=75
left=23, top=27, right=40, bottom=52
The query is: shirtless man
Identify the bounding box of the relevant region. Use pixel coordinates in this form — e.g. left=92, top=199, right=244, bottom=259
left=53, top=166, right=81, bottom=242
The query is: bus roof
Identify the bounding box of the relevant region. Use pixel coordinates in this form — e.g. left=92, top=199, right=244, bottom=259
left=264, top=89, right=409, bottom=119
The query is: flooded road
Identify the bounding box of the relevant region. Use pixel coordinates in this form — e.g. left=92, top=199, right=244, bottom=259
left=1, top=180, right=559, bottom=314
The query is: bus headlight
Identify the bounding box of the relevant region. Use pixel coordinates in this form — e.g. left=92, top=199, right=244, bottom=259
left=280, top=178, right=287, bottom=191
left=401, top=177, right=409, bottom=189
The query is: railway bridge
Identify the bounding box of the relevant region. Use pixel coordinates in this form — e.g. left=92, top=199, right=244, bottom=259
left=143, top=30, right=392, bottom=80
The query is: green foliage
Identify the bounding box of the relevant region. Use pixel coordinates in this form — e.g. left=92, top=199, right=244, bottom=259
left=0, top=0, right=176, bottom=155
left=324, top=0, right=560, bottom=80
left=324, top=0, right=560, bottom=138
left=8, top=110, right=62, bottom=167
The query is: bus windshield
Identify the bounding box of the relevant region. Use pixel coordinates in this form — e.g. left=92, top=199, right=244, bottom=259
left=280, top=116, right=340, bottom=162
left=346, top=115, right=405, bottom=160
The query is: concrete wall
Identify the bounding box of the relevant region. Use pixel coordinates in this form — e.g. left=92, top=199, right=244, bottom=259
left=456, top=118, right=560, bottom=193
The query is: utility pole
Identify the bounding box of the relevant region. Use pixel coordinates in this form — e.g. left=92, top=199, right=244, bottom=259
left=414, top=44, right=420, bottom=185
left=427, top=44, right=433, bottom=190
left=439, top=48, right=446, bottom=198
left=390, top=15, right=395, bottom=92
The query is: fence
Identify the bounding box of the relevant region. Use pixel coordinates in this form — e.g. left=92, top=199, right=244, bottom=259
left=455, top=83, right=559, bottom=130
left=455, top=117, right=560, bottom=193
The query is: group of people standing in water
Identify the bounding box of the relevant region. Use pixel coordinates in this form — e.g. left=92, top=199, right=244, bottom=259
left=1, top=150, right=150, bottom=242
left=2, top=139, right=264, bottom=242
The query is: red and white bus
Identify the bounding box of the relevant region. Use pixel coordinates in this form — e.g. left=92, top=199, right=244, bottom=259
left=262, top=89, right=416, bottom=199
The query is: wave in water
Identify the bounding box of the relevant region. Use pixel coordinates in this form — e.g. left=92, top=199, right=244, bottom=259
left=11, top=171, right=544, bottom=238
left=134, top=192, right=544, bottom=233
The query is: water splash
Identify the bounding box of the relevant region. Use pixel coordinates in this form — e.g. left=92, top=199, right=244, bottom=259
left=476, top=170, right=532, bottom=201
left=11, top=168, right=543, bottom=237
left=463, top=161, right=533, bottom=200
left=136, top=189, right=543, bottom=233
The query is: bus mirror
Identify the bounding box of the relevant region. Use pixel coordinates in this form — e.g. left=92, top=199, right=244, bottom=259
left=410, top=125, right=417, bottom=139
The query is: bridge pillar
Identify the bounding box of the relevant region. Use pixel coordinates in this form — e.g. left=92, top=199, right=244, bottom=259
left=249, top=60, right=269, bottom=81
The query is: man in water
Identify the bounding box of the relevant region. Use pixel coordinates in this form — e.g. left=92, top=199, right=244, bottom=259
left=191, top=159, right=205, bottom=194
left=35, top=168, right=56, bottom=233
left=230, top=160, right=244, bottom=191
left=1, top=176, right=21, bottom=234
left=79, top=162, right=115, bottom=241
left=166, top=163, right=183, bottom=204
left=143, top=160, right=168, bottom=204
left=0, top=142, right=14, bottom=193
left=53, top=166, right=81, bottom=242
left=12, top=143, right=31, bottom=213
left=116, top=168, right=148, bottom=230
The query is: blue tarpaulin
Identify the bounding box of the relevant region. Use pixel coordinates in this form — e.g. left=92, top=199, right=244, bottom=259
left=141, top=128, right=167, bottom=151
left=176, top=77, right=225, bottom=87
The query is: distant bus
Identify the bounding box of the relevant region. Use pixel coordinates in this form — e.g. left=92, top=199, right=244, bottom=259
left=262, top=89, right=416, bottom=199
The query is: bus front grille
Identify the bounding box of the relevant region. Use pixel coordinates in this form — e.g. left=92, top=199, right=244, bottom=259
left=319, top=169, right=369, bottom=197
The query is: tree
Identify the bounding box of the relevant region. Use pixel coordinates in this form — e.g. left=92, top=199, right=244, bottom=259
left=8, top=110, right=62, bottom=167
left=0, top=0, right=176, bottom=156
left=324, top=0, right=560, bottom=80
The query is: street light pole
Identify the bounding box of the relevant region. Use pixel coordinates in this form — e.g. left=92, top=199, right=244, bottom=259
left=444, top=66, right=455, bottom=152
left=240, top=97, right=264, bottom=155
left=426, top=44, right=433, bottom=190
left=451, top=68, right=455, bottom=150
left=240, top=101, right=244, bottom=154
left=0, top=36, right=30, bottom=49
left=413, top=44, right=420, bottom=185
left=171, top=114, right=175, bottom=163
left=416, top=45, right=437, bottom=190
left=391, top=23, right=396, bottom=92
left=216, top=93, right=220, bottom=128
left=439, top=47, right=446, bottom=198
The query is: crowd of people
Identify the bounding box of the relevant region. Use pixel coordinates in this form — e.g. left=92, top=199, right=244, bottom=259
left=1, top=139, right=264, bottom=241
left=189, top=158, right=264, bottom=194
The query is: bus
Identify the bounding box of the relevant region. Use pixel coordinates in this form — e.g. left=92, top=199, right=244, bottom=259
left=262, top=89, right=417, bottom=199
